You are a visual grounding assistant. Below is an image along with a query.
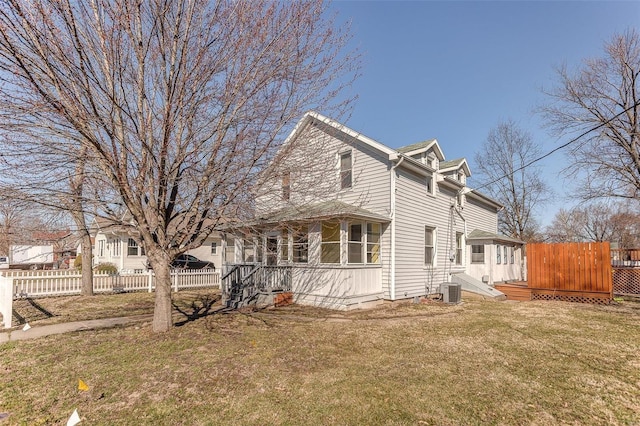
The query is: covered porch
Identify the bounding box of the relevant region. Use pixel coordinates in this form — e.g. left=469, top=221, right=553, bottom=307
left=221, top=201, right=390, bottom=310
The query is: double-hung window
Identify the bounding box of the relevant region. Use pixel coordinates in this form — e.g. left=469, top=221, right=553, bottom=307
left=510, top=246, right=515, bottom=264
left=455, top=232, right=463, bottom=265
left=496, top=244, right=502, bottom=264
left=281, top=231, right=290, bottom=262
left=348, top=222, right=363, bottom=263
left=340, top=151, right=352, bottom=189
left=367, top=223, right=381, bottom=264
left=321, top=221, right=341, bottom=264
left=292, top=226, right=308, bottom=263
left=503, top=246, right=508, bottom=265
left=424, top=226, right=435, bottom=266
left=127, top=238, right=144, bottom=256
left=225, top=235, right=235, bottom=263
left=471, top=245, right=484, bottom=264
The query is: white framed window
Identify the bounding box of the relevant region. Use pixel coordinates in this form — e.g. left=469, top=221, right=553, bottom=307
left=292, top=226, right=308, bottom=263
left=224, top=235, right=235, bottom=263
left=471, top=245, right=484, bottom=264
left=281, top=231, right=290, bottom=262
left=98, top=240, right=105, bottom=257
left=456, top=232, right=463, bottom=265
left=510, top=246, right=515, bottom=264
left=503, top=245, right=508, bottom=265
left=348, top=222, right=363, bottom=264
left=367, top=223, right=381, bottom=264
left=321, top=220, right=341, bottom=264
left=211, top=241, right=218, bottom=255
left=340, top=151, right=352, bottom=190
left=496, top=244, right=502, bottom=264
left=426, top=155, right=434, bottom=169
left=112, top=239, right=121, bottom=257
left=127, top=238, right=144, bottom=256
left=424, top=226, right=436, bottom=266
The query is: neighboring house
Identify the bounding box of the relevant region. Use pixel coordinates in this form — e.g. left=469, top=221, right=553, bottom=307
left=10, top=230, right=77, bottom=269
left=222, top=112, right=523, bottom=309
left=91, top=217, right=222, bottom=273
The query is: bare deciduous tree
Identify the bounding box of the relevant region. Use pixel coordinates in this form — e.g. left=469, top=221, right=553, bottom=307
left=0, top=0, right=358, bottom=332
left=545, top=201, right=640, bottom=247
left=541, top=29, right=640, bottom=201
left=473, top=120, right=550, bottom=242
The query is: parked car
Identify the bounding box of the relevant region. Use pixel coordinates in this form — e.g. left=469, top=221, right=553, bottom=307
left=171, top=254, right=215, bottom=270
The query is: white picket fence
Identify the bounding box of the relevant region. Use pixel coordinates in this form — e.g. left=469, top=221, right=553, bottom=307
left=0, top=269, right=220, bottom=329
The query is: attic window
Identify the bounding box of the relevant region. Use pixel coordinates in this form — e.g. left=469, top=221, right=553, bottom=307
left=340, top=151, right=352, bottom=189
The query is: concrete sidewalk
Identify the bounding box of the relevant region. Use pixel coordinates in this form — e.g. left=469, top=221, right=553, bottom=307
left=0, top=314, right=153, bottom=343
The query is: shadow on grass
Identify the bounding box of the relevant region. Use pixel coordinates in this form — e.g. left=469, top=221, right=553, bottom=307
left=12, top=298, right=56, bottom=325
left=172, top=293, right=227, bottom=326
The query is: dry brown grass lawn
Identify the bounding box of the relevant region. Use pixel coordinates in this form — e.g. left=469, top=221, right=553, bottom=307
left=2, top=291, right=639, bottom=425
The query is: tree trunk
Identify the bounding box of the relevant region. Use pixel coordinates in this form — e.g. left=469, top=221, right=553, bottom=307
left=80, top=232, right=94, bottom=296
left=149, top=254, right=173, bottom=332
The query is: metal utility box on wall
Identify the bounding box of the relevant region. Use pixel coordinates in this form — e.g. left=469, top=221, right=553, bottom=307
left=440, top=283, right=461, bottom=304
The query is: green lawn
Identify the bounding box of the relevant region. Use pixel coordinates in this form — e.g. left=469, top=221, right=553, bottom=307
left=2, top=292, right=639, bottom=425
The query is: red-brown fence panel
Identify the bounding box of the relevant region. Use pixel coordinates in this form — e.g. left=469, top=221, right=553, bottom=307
left=527, top=242, right=612, bottom=303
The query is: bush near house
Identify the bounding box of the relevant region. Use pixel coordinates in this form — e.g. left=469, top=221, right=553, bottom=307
left=73, top=254, right=83, bottom=271
left=93, top=262, right=117, bottom=274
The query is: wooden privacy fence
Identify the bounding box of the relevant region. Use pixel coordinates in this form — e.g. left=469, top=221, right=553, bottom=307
left=527, top=242, right=613, bottom=303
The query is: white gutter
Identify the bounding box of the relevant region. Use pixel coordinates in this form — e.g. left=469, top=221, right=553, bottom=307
left=389, top=154, right=404, bottom=301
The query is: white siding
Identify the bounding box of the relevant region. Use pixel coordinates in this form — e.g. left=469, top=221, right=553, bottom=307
left=253, top=121, right=393, bottom=301
left=292, top=266, right=383, bottom=310
left=256, top=121, right=392, bottom=218
left=464, top=196, right=500, bottom=235
left=393, top=171, right=467, bottom=299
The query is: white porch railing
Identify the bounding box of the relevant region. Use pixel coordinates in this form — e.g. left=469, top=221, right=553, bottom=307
left=0, top=269, right=220, bottom=329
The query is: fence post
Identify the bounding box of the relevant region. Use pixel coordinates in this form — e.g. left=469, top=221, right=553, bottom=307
left=173, top=271, right=179, bottom=293
left=148, top=270, right=153, bottom=293
left=0, top=276, right=14, bottom=329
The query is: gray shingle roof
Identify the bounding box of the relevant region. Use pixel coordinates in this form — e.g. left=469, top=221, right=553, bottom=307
left=439, top=158, right=464, bottom=170
left=467, top=229, right=524, bottom=244
left=397, top=139, right=437, bottom=153
left=257, top=200, right=391, bottom=224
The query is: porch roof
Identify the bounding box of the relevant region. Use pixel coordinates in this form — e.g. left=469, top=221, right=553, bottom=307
left=467, top=229, right=524, bottom=245
left=256, top=201, right=391, bottom=224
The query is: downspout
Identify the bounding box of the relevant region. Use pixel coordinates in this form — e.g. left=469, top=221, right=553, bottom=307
left=390, top=155, right=404, bottom=301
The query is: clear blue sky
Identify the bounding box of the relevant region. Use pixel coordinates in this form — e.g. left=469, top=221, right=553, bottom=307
left=327, top=0, right=640, bottom=227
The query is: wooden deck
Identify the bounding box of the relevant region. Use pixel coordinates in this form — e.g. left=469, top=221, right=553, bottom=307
left=494, top=282, right=531, bottom=301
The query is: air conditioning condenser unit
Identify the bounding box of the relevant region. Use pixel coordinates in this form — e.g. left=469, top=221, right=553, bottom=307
left=440, top=283, right=461, bottom=304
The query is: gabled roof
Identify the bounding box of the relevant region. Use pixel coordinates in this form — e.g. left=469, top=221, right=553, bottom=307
left=397, top=139, right=445, bottom=161
left=286, top=111, right=396, bottom=157
left=439, top=158, right=471, bottom=177
left=467, top=229, right=524, bottom=245
left=256, top=200, right=391, bottom=224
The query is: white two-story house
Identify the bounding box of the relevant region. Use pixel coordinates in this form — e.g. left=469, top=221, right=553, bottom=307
left=222, top=112, right=523, bottom=309
left=91, top=217, right=222, bottom=273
